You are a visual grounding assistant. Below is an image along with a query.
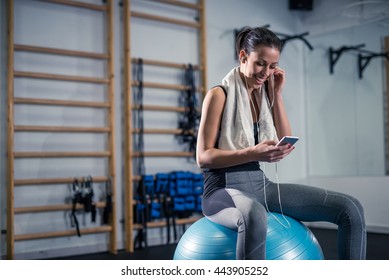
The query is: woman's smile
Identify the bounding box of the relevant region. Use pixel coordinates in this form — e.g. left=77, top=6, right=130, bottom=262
left=253, top=74, right=266, bottom=85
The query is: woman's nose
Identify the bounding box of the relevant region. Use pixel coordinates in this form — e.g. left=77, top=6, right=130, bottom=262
left=260, top=66, right=271, bottom=77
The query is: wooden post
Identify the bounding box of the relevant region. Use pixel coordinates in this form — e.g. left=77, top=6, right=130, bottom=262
left=106, top=0, right=117, bottom=255
left=123, top=0, right=206, bottom=253
left=6, top=0, right=15, bottom=260
left=124, top=0, right=134, bottom=252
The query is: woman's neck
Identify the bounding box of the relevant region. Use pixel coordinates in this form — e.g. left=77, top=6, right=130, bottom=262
left=238, top=68, right=254, bottom=95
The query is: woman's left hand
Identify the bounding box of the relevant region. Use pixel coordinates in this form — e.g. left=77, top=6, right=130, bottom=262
left=272, top=67, right=286, bottom=95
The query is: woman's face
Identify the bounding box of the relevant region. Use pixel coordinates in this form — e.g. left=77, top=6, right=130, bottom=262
left=240, top=46, right=280, bottom=89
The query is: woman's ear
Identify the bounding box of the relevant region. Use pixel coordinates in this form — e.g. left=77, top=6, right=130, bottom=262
left=239, top=50, right=247, bottom=63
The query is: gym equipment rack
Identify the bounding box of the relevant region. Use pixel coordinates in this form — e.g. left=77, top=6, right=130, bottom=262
left=6, top=0, right=117, bottom=259
left=123, top=0, right=207, bottom=252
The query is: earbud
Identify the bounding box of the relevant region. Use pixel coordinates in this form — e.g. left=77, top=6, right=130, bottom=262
left=241, top=56, right=247, bottom=63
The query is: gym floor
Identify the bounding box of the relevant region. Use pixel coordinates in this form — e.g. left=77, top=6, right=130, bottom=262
left=48, top=227, right=389, bottom=260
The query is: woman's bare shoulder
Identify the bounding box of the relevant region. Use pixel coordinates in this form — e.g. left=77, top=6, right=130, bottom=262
left=205, top=86, right=226, bottom=101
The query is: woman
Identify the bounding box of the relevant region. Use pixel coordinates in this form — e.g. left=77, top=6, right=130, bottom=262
left=196, top=27, right=366, bottom=260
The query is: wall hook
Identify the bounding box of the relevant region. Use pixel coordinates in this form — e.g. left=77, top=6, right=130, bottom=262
left=358, top=51, right=389, bottom=79
left=275, top=31, right=313, bottom=52
left=329, top=44, right=365, bottom=74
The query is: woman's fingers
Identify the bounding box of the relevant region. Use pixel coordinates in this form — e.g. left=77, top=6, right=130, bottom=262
left=267, top=145, right=294, bottom=162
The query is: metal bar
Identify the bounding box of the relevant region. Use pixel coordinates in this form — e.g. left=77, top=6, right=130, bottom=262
left=329, top=44, right=366, bottom=74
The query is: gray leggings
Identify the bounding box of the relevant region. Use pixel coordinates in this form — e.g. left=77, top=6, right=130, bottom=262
left=202, top=166, right=366, bottom=260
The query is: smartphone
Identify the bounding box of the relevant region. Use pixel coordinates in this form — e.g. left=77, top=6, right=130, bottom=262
left=275, top=136, right=299, bottom=147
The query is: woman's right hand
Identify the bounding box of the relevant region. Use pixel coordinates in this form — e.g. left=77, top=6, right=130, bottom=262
left=247, top=140, right=294, bottom=163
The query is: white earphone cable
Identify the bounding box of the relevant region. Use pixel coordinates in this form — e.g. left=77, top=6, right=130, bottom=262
left=262, top=163, right=291, bottom=229
left=242, top=63, right=290, bottom=228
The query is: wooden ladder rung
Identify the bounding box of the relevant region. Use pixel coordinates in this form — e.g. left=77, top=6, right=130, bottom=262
left=132, top=81, right=188, bottom=91
left=14, top=226, right=112, bottom=241
left=132, top=104, right=187, bottom=113
left=14, top=44, right=109, bottom=59
left=176, top=217, right=201, bottom=225
left=132, top=80, right=203, bottom=92
left=147, top=0, right=202, bottom=11
left=14, top=176, right=109, bottom=186
left=14, top=97, right=109, bottom=108
left=15, top=125, right=110, bottom=133
left=132, top=175, right=141, bottom=181
left=15, top=202, right=106, bottom=214
left=132, top=128, right=192, bottom=134
left=133, top=217, right=200, bottom=230
left=37, top=0, right=107, bottom=11
left=14, top=71, right=109, bottom=84
left=132, top=151, right=194, bottom=157
left=14, top=151, right=111, bottom=158
left=131, top=11, right=200, bottom=29
left=131, top=58, right=201, bottom=70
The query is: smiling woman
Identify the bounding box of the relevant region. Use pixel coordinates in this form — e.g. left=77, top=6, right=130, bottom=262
left=196, top=27, right=367, bottom=260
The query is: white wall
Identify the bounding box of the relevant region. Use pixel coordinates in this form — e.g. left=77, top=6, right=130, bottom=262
left=294, top=0, right=389, bottom=235
left=304, top=22, right=387, bottom=176
left=296, top=0, right=389, bottom=36
left=1, top=0, right=389, bottom=259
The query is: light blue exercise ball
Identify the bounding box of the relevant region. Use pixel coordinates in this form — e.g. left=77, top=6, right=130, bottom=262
left=173, top=212, right=324, bottom=260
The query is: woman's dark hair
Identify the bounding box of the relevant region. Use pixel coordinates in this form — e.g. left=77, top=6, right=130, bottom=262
left=235, top=27, right=282, bottom=58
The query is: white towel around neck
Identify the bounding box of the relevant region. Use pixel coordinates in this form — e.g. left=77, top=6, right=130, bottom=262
left=218, top=67, right=279, bottom=151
